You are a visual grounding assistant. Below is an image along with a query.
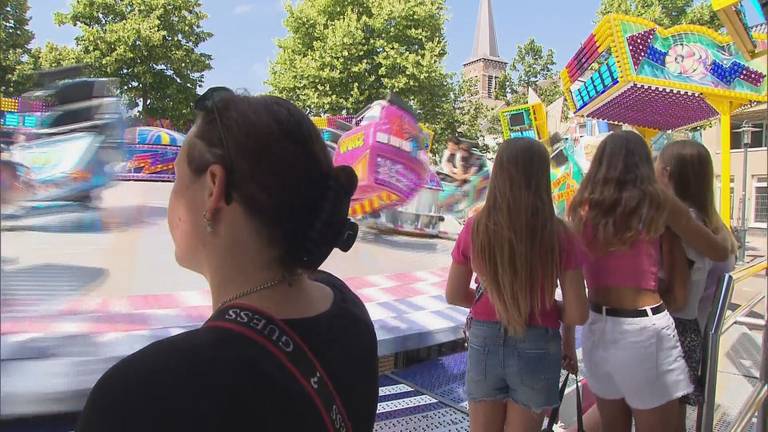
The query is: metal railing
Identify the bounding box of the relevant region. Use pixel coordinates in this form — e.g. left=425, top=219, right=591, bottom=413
left=698, top=258, right=767, bottom=432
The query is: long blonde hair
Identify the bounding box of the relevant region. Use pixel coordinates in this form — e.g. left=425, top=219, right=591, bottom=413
left=472, top=138, right=560, bottom=335
left=568, top=131, right=667, bottom=251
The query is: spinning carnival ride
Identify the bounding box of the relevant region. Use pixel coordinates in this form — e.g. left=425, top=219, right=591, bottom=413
left=334, top=96, right=430, bottom=219
left=315, top=96, right=453, bottom=236
left=114, top=127, right=185, bottom=182
left=1, top=78, right=126, bottom=207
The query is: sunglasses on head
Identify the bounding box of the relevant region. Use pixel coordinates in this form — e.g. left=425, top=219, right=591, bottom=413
left=194, top=86, right=236, bottom=203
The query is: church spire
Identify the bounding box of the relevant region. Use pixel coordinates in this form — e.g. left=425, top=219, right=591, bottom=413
left=462, top=0, right=507, bottom=104
left=469, top=0, right=502, bottom=62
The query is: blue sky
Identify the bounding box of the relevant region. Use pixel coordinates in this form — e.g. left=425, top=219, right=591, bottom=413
left=27, top=0, right=621, bottom=94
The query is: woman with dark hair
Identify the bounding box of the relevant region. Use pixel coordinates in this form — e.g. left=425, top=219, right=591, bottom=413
left=77, top=89, right=378, bottom=431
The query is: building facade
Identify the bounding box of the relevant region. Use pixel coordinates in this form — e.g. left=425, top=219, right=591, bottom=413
left=702, top=102, right=768, bottom=230
left=462, top=0, right=507, bottom=105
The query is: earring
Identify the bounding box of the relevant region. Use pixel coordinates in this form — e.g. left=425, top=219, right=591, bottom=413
left=202, top=210, right=213, bottom=232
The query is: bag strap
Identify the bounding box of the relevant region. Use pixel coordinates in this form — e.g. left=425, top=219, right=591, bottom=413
left=575, top=377, right=584, bottom=432
left=544, top=373, right=585, bottom=432
left=545, top=372, right=570, bottom=431
left=205, top=304, right=352, bottom=432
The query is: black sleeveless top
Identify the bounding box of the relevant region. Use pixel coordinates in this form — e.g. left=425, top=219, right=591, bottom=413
left=77, top=271, right=379, bottom=432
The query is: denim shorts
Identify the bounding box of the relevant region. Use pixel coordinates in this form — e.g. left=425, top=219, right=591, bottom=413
left=466, top=320, right=562, bottom=411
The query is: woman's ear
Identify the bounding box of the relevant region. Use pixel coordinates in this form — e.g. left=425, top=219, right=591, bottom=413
left=205, top=164, right=229, bottom=211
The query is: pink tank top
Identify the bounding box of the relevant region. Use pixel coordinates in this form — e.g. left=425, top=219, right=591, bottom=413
left=451, top=217, right=584, bottom=328
left=581, top=224, right=660, bottom=291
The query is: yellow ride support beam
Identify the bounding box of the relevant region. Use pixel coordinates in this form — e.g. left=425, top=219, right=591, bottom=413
left=636, top=127, right=659, bottom=144
left=709, top=98, right=734, bottom=228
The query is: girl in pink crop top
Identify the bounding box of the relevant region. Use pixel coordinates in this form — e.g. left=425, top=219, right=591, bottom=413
left=445, top=138, right=588, bottom=429
left=564, top=131, right=730, bottom=430
left=581, top=224, right=661, bottom=291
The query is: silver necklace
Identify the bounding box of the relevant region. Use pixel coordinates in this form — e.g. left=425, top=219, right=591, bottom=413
left=216, top=278, right=284, bottom=310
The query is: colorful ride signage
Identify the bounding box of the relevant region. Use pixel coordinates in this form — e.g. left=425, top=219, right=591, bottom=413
left=561, top=14, right=767, bottom=132
left=113, top=127, right=185, bottom=182
left=498, top=102, right=549, bottom=141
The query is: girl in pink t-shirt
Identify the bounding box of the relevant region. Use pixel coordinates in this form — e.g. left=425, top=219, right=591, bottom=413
left=446, top=138, right=588, bottom=431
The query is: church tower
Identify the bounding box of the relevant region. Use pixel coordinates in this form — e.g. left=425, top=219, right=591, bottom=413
left=462, top=0, right=507, bottom=104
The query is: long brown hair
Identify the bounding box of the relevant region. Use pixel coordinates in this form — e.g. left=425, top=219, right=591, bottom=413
left=568, top=130, right=667, bottom=251
left=472, top=138, right=560, bottom=335
left=659, top=140, right=737, bottom=254
left=658, top=140, right=718, bottom=229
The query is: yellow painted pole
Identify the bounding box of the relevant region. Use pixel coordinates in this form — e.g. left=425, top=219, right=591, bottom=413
left=637, top=127, right=659, bottom=144
left=709, top=98, right=733, bottom=228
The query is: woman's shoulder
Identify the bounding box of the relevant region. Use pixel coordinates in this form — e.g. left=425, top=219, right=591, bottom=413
left=92, top=329, right=210, bottom=383
left=310, top=270, right=375, bottom=327
left=78, top=329, right=211, bottom=426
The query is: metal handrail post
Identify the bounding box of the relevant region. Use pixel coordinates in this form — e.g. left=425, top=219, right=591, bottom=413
left=757, top=314, right=767, bottom=432
left=697, top=273, right=735, bottom=432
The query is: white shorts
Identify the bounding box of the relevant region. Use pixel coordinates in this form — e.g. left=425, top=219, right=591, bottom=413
left=582, top=309, right=692, bottom=410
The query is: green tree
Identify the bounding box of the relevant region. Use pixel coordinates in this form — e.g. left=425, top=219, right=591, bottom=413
left=28, top=43, right=83, bottom=70
left=595, top=0, right=721, bottom=31
left=1, top=0, right=35, bottom=95
left=11, top=43, right=83, bottom=93
left=55, top=0, right=213, bottom=127
left=267, top=0, right=452, bottom=134
left=496, top=38, right=562, bottom=107
left=424, top=75, right=502, bottom=158
left=493, top=71, right=510, bottom=102
left=681, top=2, right=721, bottom=29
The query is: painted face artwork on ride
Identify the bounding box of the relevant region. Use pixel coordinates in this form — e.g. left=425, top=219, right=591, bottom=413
left=113, top=127, right=185, bottom=182
left=561, top=14, right=766, bottom=132
left=332, top=100, right=430, bottom=218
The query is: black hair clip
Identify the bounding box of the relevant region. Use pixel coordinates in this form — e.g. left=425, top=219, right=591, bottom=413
left=336, top=219, right=358, bottom=252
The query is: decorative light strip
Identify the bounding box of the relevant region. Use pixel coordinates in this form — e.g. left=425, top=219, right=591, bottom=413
left=571, top=55, right=620, bottom=110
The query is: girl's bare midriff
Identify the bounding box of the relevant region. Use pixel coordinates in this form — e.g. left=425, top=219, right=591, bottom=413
left=589, top=286, right=663, bottom=309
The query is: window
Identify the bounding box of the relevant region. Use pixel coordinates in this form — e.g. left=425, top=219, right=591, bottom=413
left=486, top=75, right=495, bottom=99
left=753, top=176, right=768, bottom=227
left=730, top=121, right=766, bottom=149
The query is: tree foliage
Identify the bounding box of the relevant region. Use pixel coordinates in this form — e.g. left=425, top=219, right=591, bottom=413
left=595, top=0, right=720, bottom=30
left=28, top=43, right=83, bottom=71
left=1, top=0, right=35, bottom=95
left=432, top=76, right=498, bottom=156
left=54, top=0, right=213, bottom=127
left=496, top=38, right=562, bottom=107
left=267, top=0, right=453, bottom=144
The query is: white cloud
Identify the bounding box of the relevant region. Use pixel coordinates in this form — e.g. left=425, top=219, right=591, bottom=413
left=233, top=4, right=256, bottom=15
